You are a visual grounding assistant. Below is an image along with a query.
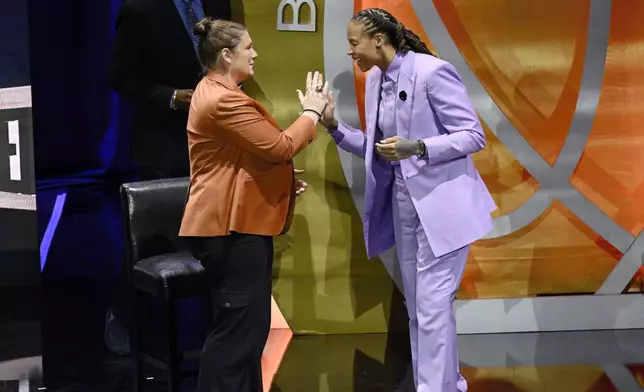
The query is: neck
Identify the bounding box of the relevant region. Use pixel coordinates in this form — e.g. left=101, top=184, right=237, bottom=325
left=376, top=46, right=398, bottom=72
left=212, top=66, right=240, bottom=85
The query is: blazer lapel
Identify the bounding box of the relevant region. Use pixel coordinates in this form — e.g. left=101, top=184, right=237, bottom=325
left=396, top=52, right=417, bottom=139
left=365, top=71, right=382, bottom=138
left=363, top=71, right=382, bottom=226
left=364, top=70, right=382, bottom=171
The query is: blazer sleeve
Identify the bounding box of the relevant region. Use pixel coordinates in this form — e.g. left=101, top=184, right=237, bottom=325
left=330, top=122, right=367, bottom=159
left=108, top=1, right=175, bottom=108
left=422, top=62, right=486, bottom=165
left=212, top=91, right=317, bottom=163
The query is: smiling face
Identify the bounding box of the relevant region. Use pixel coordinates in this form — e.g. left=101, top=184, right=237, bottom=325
left=223, top=30, right=258, bottom=83
left=346, top=20, right=382, bottom=73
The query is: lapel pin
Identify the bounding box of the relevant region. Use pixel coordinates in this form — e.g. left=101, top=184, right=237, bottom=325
left=399, top=91, right=407, bottom=101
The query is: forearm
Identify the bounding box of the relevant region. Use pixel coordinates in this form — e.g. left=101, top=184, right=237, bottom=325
left=278, top=115, right=317, bottom=161
left=109, top=71, right=175, bottom=109
left=422, top=130, right=485, bottom=165
left=326, top=120, right=367, bottom=159
left=216, top=94, right=318, bottom=164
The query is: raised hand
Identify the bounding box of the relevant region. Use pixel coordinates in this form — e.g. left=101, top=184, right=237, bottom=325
left=321, top=88, right=337, bottom=129
left=296, top=71, right=328, bottom=117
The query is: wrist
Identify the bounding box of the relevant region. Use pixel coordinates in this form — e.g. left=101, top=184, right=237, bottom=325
left=416, top=140, right=426, bottom=157
left=302, top=108, right=322, bottom=118
left=301, top=111, right=320, bottom=124
left=323, top=119, right=338, bottom=130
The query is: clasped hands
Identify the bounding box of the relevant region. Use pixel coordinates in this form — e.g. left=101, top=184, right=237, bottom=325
left=299, top=71, right=422, bottom=162
left=294, top=70, right=334, bottom=198
left=294, top=70, right=427, bottom=197
left=375, top=137, right=424, bottom=161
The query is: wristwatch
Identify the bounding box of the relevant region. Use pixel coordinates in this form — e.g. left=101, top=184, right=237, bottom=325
left=416, top=140, right=426, bottom=158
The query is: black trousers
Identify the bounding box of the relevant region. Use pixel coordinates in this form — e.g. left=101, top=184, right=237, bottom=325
left=188, top=233, right=274, bottom=392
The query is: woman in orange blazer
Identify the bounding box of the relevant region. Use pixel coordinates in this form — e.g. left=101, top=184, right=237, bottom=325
left=179, top=18, right=328, bottom=392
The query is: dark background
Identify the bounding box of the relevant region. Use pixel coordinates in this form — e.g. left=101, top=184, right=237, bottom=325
left=0, top=0, right=39, bottom=290
left=2, top=0, right=219, bottom=388
left=0, top=0, right=31, bottom=88
left=0, top=0, right=42, bottom=386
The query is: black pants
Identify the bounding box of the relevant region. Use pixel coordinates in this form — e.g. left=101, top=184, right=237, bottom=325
left=188, top=233, right=274, bottom=392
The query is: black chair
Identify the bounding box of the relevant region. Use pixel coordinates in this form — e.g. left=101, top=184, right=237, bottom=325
left=120, top=178, right=207, bottom=391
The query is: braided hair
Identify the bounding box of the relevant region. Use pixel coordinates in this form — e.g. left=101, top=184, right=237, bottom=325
left=352, top=8, right=436, bottom=57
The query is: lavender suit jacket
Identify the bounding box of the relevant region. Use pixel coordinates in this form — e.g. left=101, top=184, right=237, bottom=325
left=331, top=51, right=497, bottom=258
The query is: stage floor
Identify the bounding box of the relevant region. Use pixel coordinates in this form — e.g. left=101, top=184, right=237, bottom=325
left=1, top=269, right=644, bottom=391
left=4, top=303, right=644, bottom=392
left=1, top=184, right=642, bottom=391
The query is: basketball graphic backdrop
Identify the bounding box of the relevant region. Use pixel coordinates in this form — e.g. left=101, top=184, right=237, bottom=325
left=236, top=0, right=644, bottom=344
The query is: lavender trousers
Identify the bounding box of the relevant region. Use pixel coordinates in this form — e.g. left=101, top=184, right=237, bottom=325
left=392, top=166, right=468, bottom=392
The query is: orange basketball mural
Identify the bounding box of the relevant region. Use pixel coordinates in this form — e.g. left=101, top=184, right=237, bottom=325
left=345, top=0, right=644, bottom=299
left=242, top=0, right=644, bottom=389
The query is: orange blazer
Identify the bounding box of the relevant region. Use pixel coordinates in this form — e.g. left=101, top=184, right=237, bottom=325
left=179, top=71, right=317, bottom=238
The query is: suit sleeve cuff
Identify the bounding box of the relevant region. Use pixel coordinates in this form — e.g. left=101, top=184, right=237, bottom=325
left=329, top=125, right=345, bottom=144
left=422, top=136, right=443, bottom=165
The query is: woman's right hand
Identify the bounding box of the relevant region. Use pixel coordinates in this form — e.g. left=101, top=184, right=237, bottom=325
left=320, top=89, right=337, bottom=129
left=297, top=71, right=328, bottom=119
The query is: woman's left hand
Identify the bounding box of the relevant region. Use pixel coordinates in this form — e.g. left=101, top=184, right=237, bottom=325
left=375, top=137, right=422, bottom=161
left=294, top=169, right=308, bottom=197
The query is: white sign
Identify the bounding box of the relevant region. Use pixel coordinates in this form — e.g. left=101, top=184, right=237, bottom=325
left=277, top=0, right=317, bottom=32
left=7, top=120, right=21, bottom=181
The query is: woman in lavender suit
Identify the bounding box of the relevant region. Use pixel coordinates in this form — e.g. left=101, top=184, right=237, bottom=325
left=319, top=8, right=497, bottom=392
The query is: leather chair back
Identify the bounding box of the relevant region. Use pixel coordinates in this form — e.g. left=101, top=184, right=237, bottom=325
left=120, top=178, right=190, bottom=265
